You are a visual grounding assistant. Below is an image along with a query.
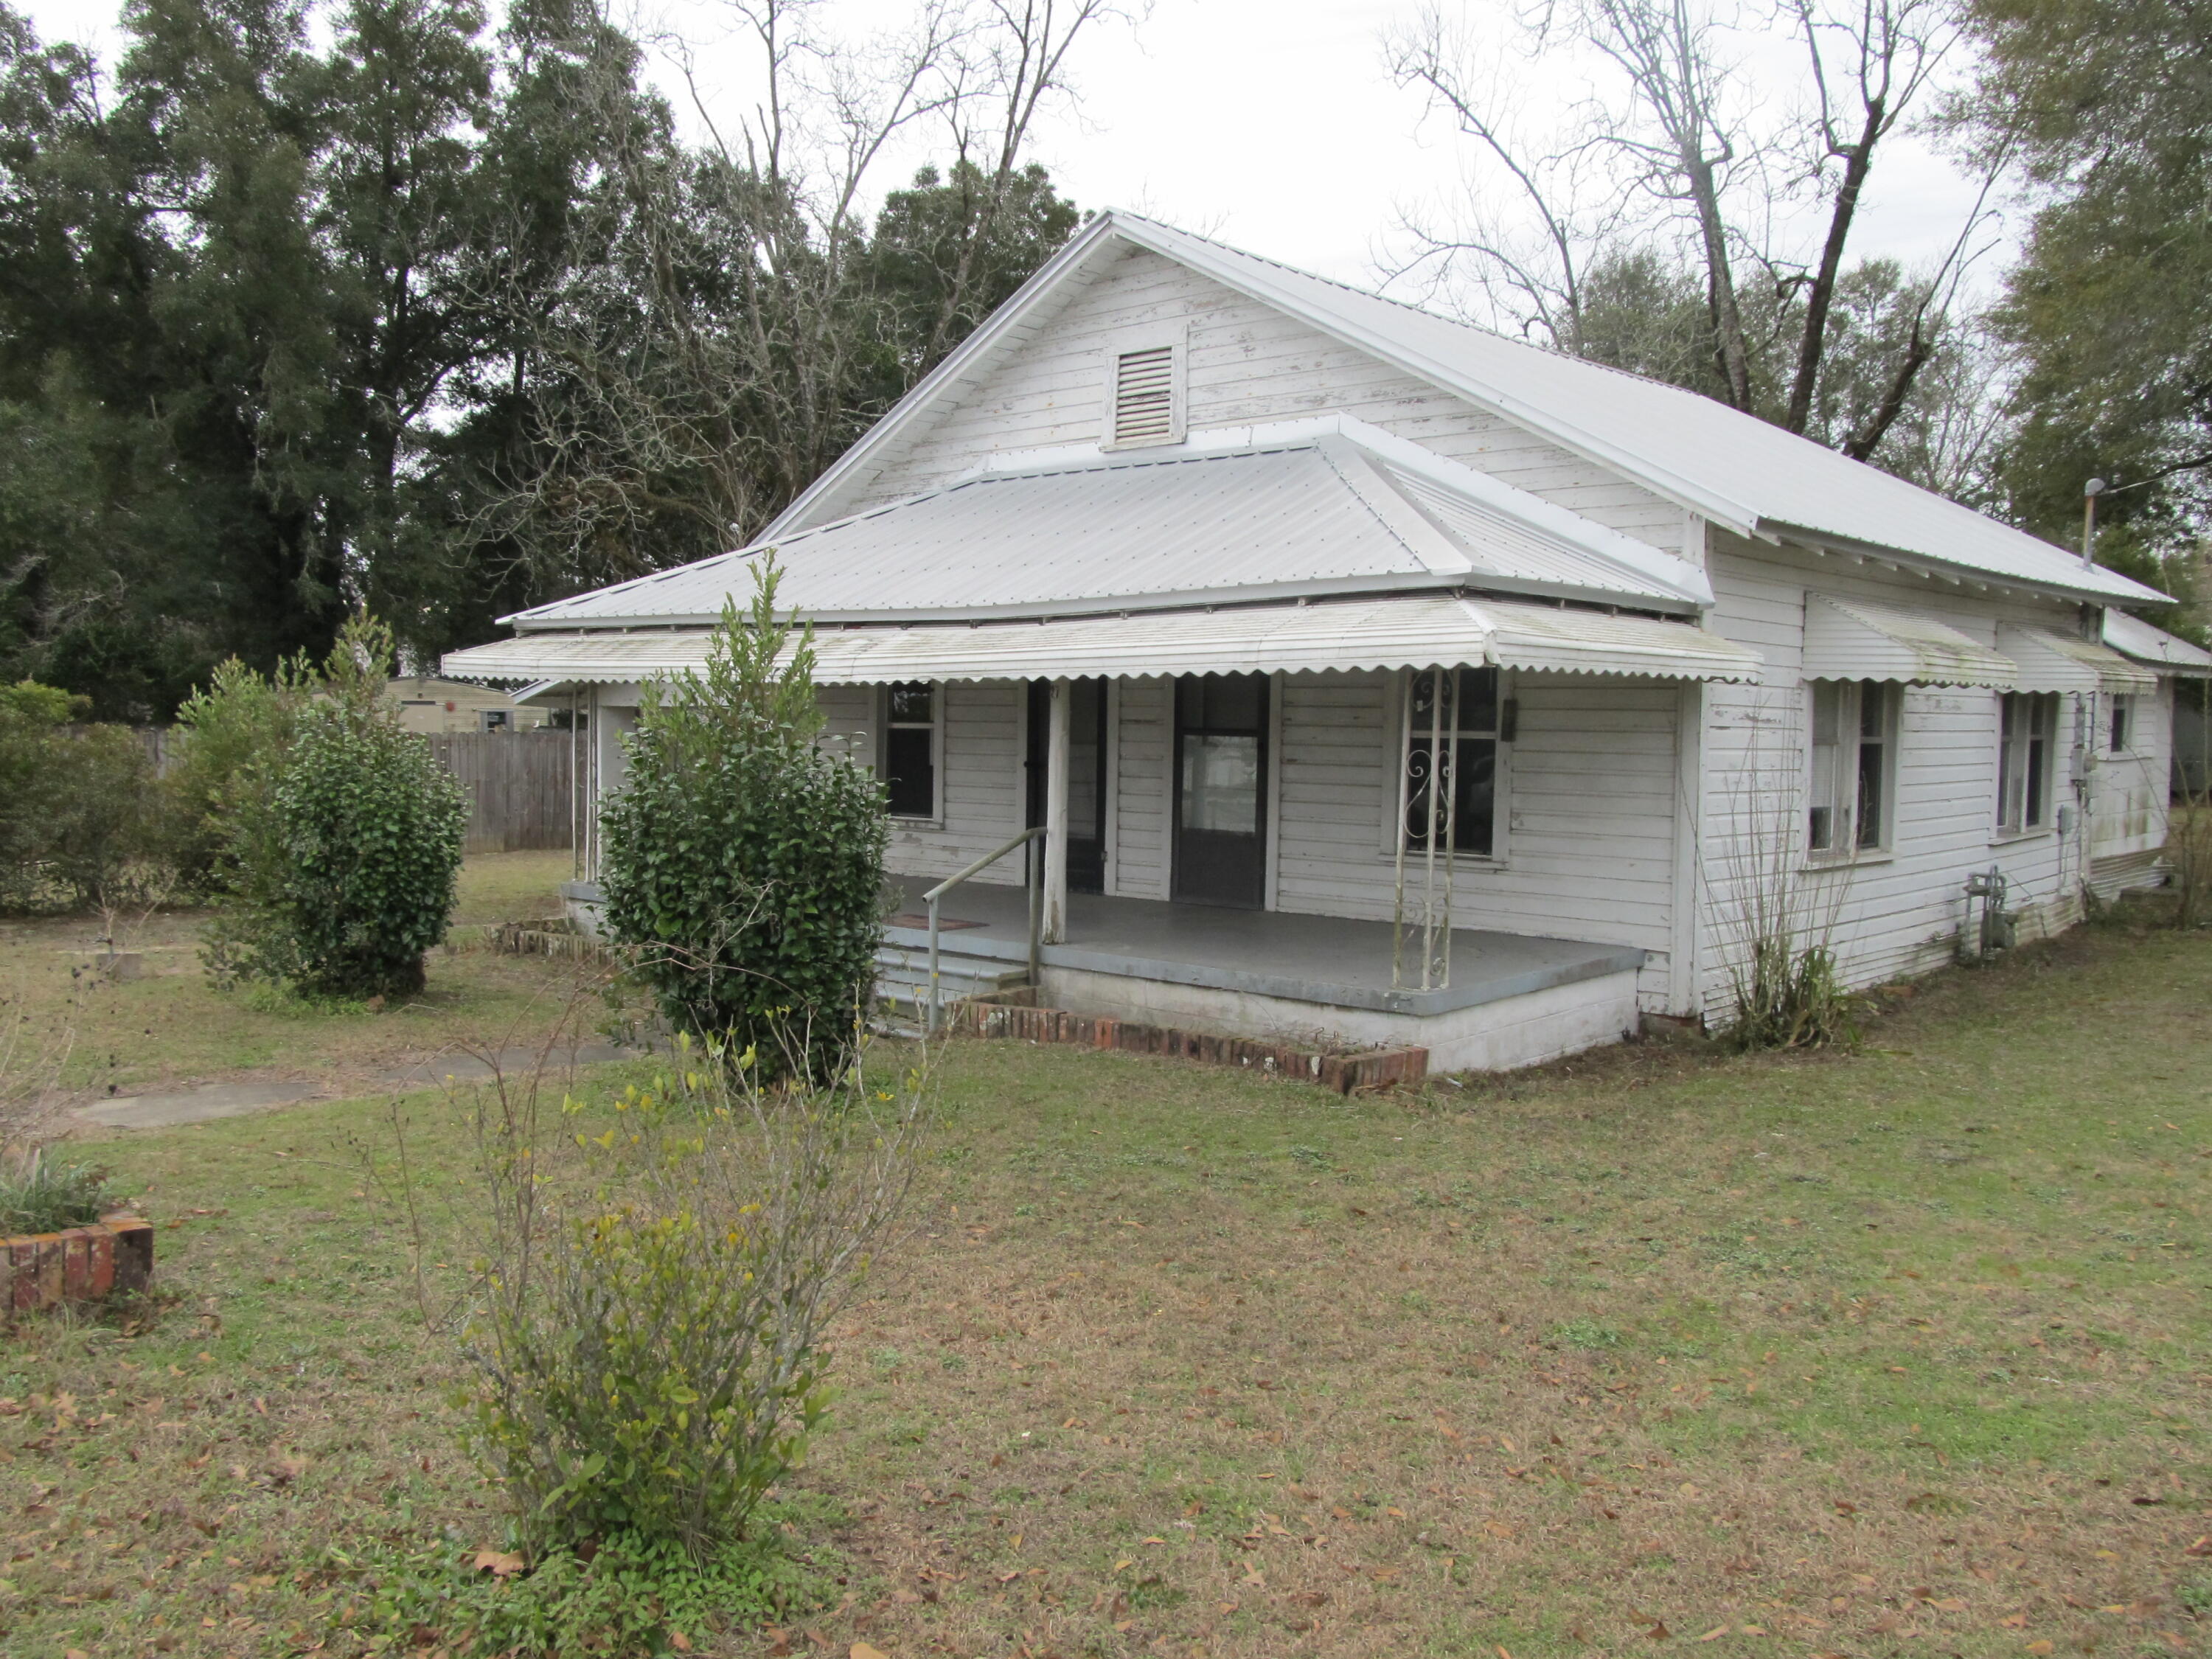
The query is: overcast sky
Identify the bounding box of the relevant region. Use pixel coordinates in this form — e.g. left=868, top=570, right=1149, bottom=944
left=18, top=0, right=2008, bottom=304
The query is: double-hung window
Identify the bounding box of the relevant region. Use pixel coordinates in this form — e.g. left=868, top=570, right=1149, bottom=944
left=1996, top=690, right=2057, bottom=834
left=1806, top=679, right=1895, bottom=857
left=1400, top=667, right=1501, bottom=858
left=2108, top=692, right=2138, bottom=754
left=883, top=681, right=939, bottom=819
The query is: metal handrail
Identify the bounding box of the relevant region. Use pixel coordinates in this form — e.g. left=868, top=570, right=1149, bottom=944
left=921, top=825, right=1045, bottom=1033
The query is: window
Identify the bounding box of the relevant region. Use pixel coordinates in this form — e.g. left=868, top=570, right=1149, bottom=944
left=1400, top=667, right=1501, bottom=858
left=1105, top=343, right=1182, bottom=448
left=480, top=709, right=510, bottom=731
left=1997, top=691, right=2058, bottom=834
left=883, top=681, right=938, bottom=818
left=1806, top=679, right=1895, bottom=856
left=2109, top=692, right=2137, bottom=754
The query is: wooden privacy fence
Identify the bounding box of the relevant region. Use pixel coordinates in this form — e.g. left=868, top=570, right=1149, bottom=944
left=428, top=729, right=575, bottom=853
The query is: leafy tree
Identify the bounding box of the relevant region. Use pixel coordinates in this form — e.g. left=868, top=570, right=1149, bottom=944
left=1961, top=0, right=2212, bottom=603
left=597, top=563, right=888, bottom=1082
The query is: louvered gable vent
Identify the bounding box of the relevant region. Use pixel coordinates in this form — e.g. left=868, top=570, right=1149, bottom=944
left=1110, top=345, right=1178, bottom=446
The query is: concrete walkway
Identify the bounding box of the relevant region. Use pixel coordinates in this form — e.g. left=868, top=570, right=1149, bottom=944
left=70, top=1043, right=637, bottom=1131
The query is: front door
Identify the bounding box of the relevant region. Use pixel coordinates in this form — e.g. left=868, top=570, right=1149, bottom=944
left=1026, top=679, right=1108, bottom=894
left=1172, top=672, right=1268, bottom=909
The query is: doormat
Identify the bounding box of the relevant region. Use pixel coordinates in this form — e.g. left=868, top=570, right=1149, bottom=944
left=886, top=914, right=987, bottom=931
left=950, top=995, right=1427, bottom=1095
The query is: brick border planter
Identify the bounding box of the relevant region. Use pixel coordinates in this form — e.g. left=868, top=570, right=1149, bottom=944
left=4, top=1214, right=153, bottom=1316
left=951, top=998, right=1426, bottom=1094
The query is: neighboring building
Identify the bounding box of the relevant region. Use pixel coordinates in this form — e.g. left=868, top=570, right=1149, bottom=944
left=445, top=212, right=2212, bottom=1069
left=391, top=675, right=551, bottom=734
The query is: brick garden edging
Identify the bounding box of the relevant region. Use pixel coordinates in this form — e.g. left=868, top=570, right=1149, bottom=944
left=951, top=998, right=1427, bottom=1094
left=4, top=1214, right=153, bottom=1316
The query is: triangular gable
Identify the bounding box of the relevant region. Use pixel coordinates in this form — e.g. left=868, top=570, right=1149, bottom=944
left=768, top=212, right=2163, bottom=609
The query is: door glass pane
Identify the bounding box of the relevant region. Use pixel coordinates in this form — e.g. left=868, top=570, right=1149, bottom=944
left=888, top=682, right=933, bottom=723
left=1191, top=673, right=1262, bottom=733
left=1180, top=734, right=1259, bottom=832
left=1067, top=680, right=1102, bottom=833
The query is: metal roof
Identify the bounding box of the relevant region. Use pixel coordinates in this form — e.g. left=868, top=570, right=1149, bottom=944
left=509, top=437, right=1698, bottom=631
left=1998, top=625, right=2156, bottom=694
left=446, top=595, right=1763, bottom=687
left=2103, top=610, right=2212, bottom=675
left=768, top=212, right=2166, bottom=608
left=1802, top=595, right=2017, bottom=689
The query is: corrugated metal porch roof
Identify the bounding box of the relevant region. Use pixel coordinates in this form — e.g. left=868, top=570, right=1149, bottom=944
left=507, top=437, right=1699, bottom=632
left=445, top=594, right=1763, bottom=686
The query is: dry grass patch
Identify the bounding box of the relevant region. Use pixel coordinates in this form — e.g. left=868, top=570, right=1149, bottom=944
left=2, top=852, right=589, bottom=1102
left=0, top=905, right=2207, bottom=1658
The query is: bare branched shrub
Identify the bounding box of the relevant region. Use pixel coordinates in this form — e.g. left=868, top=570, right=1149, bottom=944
left=1712, top=706, right=1858, bottom=1051
left=434, top=1020, right=930, bottom=1558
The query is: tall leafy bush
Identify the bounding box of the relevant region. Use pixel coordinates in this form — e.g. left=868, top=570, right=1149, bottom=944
left=201, top=618, right=467, bottom=999
left=599, top=562, right=888, bottom=1079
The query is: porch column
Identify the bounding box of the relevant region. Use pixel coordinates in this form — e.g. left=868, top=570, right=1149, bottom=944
left=1043, top=676, right=1071, bottom=944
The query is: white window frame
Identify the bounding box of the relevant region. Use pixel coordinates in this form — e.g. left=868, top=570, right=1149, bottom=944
left=880, top=681, right=943, bottom=824
left=1805, top=678, right=1899, bottom=863
left=1099, top=324, right=1188, bottom=451
left=1376, top=667, right=1512, bottom=865
left=2107, top=690, right=2139, bottom=755
left=1995, top=689, right=2058, bottom=838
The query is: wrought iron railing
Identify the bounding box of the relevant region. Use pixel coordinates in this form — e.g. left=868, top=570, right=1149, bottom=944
left=922, top=826, right=1045, bottom=1033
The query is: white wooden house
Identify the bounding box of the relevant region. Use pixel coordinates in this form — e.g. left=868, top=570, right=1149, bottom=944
left=444, top=212, right=2212, bottom=1070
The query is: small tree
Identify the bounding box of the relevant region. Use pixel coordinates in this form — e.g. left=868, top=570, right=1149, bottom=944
left=599, top=560, right=888, bottom=1079
left=204, top=617, right=468, bottom=999
left=0, top=681, right=165, bottom=914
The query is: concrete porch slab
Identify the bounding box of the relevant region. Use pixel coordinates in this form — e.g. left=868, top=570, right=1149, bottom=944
left=880, top=875, right=1643, bottom=1018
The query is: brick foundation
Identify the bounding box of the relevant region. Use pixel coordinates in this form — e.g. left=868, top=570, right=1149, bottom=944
left=4, top=1214, right=153, bottom=1315
left=951, top=998, right=1427, bottom=1093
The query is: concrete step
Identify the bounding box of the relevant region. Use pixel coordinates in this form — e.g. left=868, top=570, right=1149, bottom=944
left=872, top=942, right=1031, bottom=1020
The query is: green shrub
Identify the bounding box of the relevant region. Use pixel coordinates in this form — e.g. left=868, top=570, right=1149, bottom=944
left=165, top=654, right=316, bottom=897
left=0, top=1151, right=114, bottom=1233
left=599, top=560, right=888, bottom=1080
left=204, top=617, right=467, bottom=999
left=448, top=1034, right=927, bottom=1559
left=0, top=681, right=166, bottom=914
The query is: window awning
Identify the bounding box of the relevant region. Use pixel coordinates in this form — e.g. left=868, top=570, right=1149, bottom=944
left=1801, top=595, right=2015, bottom=688
left=1997, top=625, right=2156, bottom=694
left=444, top=594, right=1764, bottom=688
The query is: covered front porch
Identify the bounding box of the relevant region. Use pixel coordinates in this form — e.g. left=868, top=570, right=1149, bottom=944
left=874, top=873, right=1648, bottom=1072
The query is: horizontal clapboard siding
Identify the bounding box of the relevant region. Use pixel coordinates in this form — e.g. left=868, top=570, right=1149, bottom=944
left=1113, top=678, right=1172, bottom=899
left=844, top=246, right=1689, bottom=557
left=1269, top=670, right=1682, bottom=1007
left=879, top=683, right=1026, bottom=888
left=1692, top=537, right=2174, bottom=1018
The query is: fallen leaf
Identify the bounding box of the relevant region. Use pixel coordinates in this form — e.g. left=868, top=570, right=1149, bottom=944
left=1697, top=1628, right=1729, bottom=1643
left=669, top=1636, right=692, bottom=1654
left=473, top=1550, right=524, bottom=1578
left=849, top=1646, right=888, bottom=1659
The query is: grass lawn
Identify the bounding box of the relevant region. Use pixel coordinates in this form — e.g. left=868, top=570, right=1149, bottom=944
left=3, top=851, right=583, bottom=1101
left=2, top=905, right=2208, bottom=1658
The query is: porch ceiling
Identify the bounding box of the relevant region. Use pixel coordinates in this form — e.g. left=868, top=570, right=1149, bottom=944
left=442, top=593, right=1764, bottom=687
